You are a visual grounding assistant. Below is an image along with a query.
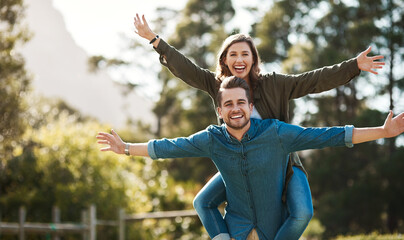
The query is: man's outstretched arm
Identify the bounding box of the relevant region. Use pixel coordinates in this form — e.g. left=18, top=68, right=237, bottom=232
left=96, top=129, right=149, bottom=157
left=97, top=128, right=211, bottom=159
left=352, top=111, right=404, bottom=144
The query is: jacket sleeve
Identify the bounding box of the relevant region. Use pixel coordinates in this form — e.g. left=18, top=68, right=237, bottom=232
left=154, top=39, right=219, bottom=98
left=147, top=129, right=212, bottom=160
left=276, top=120, right=354, bottom=153
left=274, top=58, right=361, bottom=100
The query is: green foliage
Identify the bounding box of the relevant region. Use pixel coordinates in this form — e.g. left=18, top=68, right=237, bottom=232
left=303, top=218, right=325, bottom=239
left=253, top=2, right=293, bottom=62
left=171, top=0, right=235, bottom=61
left=277, top=1, right=404, bottom=236
left=87, top=55, right=128, bottom=73
left=332, top=232, right=404, bottom=240
left=305, top=108, right=404, bottom=237
left=0, top=0, right=31, bottom=162
left=0, top=95, right=206, bottom=239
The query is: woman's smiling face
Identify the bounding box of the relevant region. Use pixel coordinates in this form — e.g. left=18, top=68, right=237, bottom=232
left=224, top=42, right=254, bottom=82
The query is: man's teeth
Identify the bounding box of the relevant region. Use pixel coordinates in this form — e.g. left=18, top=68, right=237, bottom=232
left=231, top=115, right=243, bottom=119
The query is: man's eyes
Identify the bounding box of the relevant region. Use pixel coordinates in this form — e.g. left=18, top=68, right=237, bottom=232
left=225, top=102, right=245, bottom=107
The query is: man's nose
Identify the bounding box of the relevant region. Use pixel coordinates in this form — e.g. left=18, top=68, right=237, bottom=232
left=233, top=105, right=241, bottom=111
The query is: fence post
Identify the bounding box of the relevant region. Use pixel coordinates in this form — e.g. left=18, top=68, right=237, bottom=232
left=19, top=206, right=26, bottom=240
left=118, top=209, right=125, bottom=240
left=89, top=205, right=96, bottom=240
left=52, top=206, right=61, bottom=240
left=81, top=210, right=88, bottom=240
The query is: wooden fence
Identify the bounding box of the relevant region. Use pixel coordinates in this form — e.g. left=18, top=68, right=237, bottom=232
left=0, top=205, right=198, bottom=240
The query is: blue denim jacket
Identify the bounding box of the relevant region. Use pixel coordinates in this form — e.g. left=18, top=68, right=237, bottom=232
left=148, top=118, right=354, bottom=240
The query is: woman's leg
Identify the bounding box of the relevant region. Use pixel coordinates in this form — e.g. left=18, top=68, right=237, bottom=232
left=274, top=166, right=313, bottom=240
left=193, top=172, right=230, bottom=240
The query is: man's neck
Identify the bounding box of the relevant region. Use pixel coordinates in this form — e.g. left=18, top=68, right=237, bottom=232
left=226, top=122, right=251, bottom=141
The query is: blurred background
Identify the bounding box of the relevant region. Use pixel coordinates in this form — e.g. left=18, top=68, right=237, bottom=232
left=1, top=0, right=403, bottom=239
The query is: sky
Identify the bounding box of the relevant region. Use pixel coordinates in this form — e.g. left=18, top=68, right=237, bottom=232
left=52, top=0, right=187, bottom=57
left=51, top=0, right=192, bottom=101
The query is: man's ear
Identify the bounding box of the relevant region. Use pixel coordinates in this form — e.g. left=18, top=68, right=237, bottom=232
left=249, top=103, right=253, bottom=111
left=217, top=107, right=222, bottom=118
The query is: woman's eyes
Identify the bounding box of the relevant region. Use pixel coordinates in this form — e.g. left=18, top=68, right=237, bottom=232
left=229, top=53, right=249, bottom=57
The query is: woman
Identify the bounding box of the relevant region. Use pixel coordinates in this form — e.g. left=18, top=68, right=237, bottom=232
left=133, top=14, right=384, bottom=240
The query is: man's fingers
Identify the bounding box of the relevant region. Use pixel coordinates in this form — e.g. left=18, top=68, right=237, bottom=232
left=97, top=132, right=112, bottom=138
left=97, top=140, right=109, bottom=145
left=111, top=129, right=119, bottom=137
left=100, top=147, right=111, bottom=152
left=96, top=133, right=108, bottom=140
left=97, top=132, right=116, bottom=145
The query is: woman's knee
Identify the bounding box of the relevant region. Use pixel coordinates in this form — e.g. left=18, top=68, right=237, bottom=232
left=193, top=193, right=207, bottom=211
left=194, top=173, right=226, bottom=211
left=193, top=189, right=221, bottom=211
left=293, top=204, right=313, bottom=222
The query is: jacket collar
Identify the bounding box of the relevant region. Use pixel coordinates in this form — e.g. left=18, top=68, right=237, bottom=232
left=221, top=119, right=258, bottom=143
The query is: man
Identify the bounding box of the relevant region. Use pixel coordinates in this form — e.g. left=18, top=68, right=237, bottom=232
left=97, top=76, right=404, bottom=240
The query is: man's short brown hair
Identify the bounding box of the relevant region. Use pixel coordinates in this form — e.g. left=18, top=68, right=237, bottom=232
left=216, top=76, right=251, bottom=106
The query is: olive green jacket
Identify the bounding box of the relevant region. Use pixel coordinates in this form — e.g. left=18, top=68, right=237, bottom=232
left=154, top=39, right=360, bottom=200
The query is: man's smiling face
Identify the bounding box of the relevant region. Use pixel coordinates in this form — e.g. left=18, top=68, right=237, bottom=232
left=218, top=87, right=253, bottom=131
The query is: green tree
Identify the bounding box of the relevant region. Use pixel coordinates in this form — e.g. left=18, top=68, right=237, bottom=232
left=296, top=1, right=404, bottom=236
left=0, top=0, right=31, bottom=200
left=0, top=1, right=31, bottom=164
left=373, top=0, right=404, bottom=232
